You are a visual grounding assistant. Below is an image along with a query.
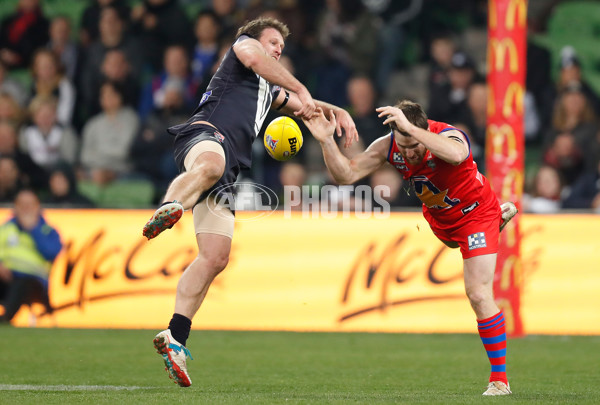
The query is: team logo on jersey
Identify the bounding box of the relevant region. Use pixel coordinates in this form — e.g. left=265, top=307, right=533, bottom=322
left=394, top=164, right=408, bottom=171
left=412, top=175, right=460, bottom=209
left=199, top=90, right=212, bottom=106
left=212, top=131, right=225, bottom=143
left=265, top=134, right=278, bottom=151
left=392, top=152, right=404, bottom=163
left=468, top=232, right=487, bottom=250
left=427, top=159, right=436, bottom=169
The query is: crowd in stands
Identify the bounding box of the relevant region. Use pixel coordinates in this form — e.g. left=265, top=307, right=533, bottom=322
left=0, top=0, right=598, bottom=212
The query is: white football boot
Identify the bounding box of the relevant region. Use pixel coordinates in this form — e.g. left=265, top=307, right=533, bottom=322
left=153, top=329, right=193, bottom=387
left=482, top=381, right=512, bottom=395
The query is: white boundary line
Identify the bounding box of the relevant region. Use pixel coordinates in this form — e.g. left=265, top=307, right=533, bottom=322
left=0, top=384, right=158, bottom=391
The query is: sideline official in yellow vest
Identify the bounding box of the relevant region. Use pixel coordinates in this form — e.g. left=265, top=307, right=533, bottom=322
left=0, top=189, right=62, bottom=323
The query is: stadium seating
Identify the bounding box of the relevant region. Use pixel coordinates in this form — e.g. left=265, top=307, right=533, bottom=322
left=78, top=178, right=155, bottom=208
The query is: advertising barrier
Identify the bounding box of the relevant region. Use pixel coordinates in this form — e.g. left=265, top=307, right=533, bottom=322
left=4, top=210, right=599, bottom=335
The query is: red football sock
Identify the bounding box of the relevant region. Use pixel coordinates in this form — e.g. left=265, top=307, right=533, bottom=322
left=477, top=311, right=508, bottom=384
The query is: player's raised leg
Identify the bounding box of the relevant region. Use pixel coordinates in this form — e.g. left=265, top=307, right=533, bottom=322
left=143, top=141, right=225, bottom=240
left=463, top=253, right=511, bottom=395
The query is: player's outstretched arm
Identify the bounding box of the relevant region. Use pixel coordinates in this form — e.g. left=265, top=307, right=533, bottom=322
left=234, top=38, right=315, bottom=119
left=273, top=89, right=358, bottom=148
left=303, top=109, right=387, bottom=185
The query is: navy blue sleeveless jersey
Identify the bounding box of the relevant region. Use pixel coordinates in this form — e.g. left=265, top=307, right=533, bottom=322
left=168, top=35, right=280, bottom=169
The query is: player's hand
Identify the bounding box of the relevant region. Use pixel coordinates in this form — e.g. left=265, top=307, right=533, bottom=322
left=376, top=106, right=414, bottom=134
left=293, top=87, right=317, bottom=120
left=333, top=109, right=359, bottom=148
left=302, top=108, right=336, bottom=143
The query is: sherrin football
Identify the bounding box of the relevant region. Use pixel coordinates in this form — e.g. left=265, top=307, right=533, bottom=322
left=263, top=116, right=303, bottom=161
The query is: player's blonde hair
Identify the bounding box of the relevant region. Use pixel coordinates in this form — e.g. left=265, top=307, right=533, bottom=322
left=391, top=100, right=428, bottom=136
left=236, top=17, right=290, bottom=41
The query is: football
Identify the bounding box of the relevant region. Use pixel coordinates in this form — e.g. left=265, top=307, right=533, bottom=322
left=263, top=116, right=303, bottom=161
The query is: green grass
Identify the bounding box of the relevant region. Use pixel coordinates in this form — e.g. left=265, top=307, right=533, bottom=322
left=0, top=327, right=598, bottom=404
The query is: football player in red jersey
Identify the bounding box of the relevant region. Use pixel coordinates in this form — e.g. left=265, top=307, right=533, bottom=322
left=303, top=100, right=517, bottom=396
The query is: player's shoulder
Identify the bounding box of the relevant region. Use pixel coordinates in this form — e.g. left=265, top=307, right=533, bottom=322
left=365, top=132, right=392, bottom=157
left=427, top=119, right=454, bottom=134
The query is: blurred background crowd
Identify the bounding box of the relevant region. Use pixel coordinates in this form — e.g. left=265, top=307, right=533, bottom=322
left=0, top=0, right=599, bottom=212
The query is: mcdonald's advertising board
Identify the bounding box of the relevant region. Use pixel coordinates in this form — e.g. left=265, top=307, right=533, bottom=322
left=3, top=209, right=599, bottom=335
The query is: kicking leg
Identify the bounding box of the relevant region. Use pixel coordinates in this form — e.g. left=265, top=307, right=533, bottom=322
left=143, top=141, right=225, bottom=240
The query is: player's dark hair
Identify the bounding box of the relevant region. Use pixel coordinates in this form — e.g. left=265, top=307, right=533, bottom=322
left=391, top=100, right=428, bottom=136
left=236, top=17, right=290, bottom=40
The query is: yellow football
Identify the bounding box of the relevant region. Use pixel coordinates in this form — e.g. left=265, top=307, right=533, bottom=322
left=263, top=116, right=303, bottom=161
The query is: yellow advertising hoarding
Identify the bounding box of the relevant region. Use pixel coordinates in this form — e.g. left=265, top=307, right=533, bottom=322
left=4, top=209, right=599, bottom=335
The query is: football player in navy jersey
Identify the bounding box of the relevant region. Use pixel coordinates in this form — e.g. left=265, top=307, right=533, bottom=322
left=144, top=17, right=358, bottom=387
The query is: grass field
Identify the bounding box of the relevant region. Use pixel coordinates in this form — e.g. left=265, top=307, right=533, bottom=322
left=0, top=327, right=598, bottom=404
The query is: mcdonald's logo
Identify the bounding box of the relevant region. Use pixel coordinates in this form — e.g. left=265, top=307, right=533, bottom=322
left=495, top=298, right=514, bottom=334
left=500, top=255, right=522, bottom=290
left=506, top=0, right=527, bottom=30
left=488, top=38, right=519, bottom=73
left=488, top=85, right=495, bottom=116
left=503, top=82, right=524, bottom=117
left=489, top=0, right=497, bottom=29
left=487, top=124, right=518, bottom=163
left=501, top=168, right=523, bottom=203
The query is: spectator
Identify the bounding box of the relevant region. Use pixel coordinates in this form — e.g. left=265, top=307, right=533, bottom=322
left=552, top=46, right=600, bottom=115
left=427, top=33, right=456, bottom=102
left=0, top=0, right=49, bottom=69
left=0, top=156, right=23, bottom=203
left=19, top=95, right=79, bottom=169
left=209, top=0, right=244, bottom=40
left=47, top=15, right=79, bottom=82
left=84, top=49, right=140, bottom=118
left=131, top=79, right=188, bottom=202
left=139, top=45, right=198, bottom=119
left=80, top=81, right=140, bottom=185
left=0, top=60, right=26, bottom=106
left=29, top=48, right=76, bottom=126
left=543, top=81, right=599, bottom=184
left=190, top=10, right=222, bottom=85
left=0, top=121, right=47, bottom=190
left=43, top=162, right=95, bottom=208
left=79, top=0, right=131, bottom=48
left=346, top=75, right=385, bottom=148
left=0, top=189, right=62, bottom=324
left=314, top=0, right=382, bottom=106
left=463, top=80, right=486, bottom=170
left=563, top=159, right=600, bottom=211
left=522, top=165, right=564, bottom=213
left=428, top=51, right=480, bottom=123
left=0, top=92, right=25, bottom=125
left=79, top=6, right=143, bottom=122
left=130, top=0, right=194, bottom=72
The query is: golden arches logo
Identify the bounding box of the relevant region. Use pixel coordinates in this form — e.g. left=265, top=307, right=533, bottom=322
left=503, top=82, right=524, bottom=118
left=488, top=38, right=519, bottom=73
left=501, top=168, right=523, bottom=203
left=501, top=255, right=522, bottom=290
left=488, top=85, right=495, bottom=116
left=489, top=0, right=497, bottom=29
left=506, top=0, right=527, bottom=30
left=487, top=124, right=518, bottom=163
left=495, top=298, right=514, bottom=334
